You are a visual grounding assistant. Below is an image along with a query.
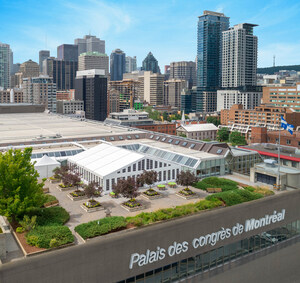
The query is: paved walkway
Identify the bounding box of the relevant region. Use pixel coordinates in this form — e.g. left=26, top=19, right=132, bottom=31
left=45, top=180, right=209, bottom=233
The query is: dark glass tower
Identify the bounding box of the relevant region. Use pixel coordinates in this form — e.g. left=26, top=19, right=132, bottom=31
left=142, top=52, right=160, bottom=73
left=110, top=49, right=126, bottom=81
left=197, top=11, right=229, bottom=89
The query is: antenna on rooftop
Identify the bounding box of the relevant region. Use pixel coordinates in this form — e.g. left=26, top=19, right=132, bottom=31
left=273, top=55, right=276, bottom=67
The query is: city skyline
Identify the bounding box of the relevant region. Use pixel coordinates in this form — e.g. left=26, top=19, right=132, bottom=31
left=1, top=0, right=300, bottom=70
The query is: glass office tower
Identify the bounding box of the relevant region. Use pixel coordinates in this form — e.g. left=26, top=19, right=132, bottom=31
left=197, top=11, right=229, bottom=89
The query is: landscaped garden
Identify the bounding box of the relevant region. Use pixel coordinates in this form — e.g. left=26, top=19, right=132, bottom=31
left=177, top=187, right=197, bottom=199
left=142, top=188, right=162, bottom=200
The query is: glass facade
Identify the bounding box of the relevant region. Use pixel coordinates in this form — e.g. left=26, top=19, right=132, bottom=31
left=118, top=220, right=300, bottom=283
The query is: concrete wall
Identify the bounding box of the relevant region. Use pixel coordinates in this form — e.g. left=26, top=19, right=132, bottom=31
left=0, top=190, right=300, bottom=283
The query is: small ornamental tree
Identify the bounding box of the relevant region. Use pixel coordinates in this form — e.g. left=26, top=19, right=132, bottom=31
left=113, top=177, right=139, bottom=200
left=217, top=127, right=230, bottom=142
left=139, top=170, right=157, bottom=189
left=84, top=181, right=99, bottom=200
left=52, top=165, right=69, bottom=179
left=206, top=116, right=220, bottom=127
left=0, top=148, right=46, bottom=221
left=176, top=170, right=198, bottom=189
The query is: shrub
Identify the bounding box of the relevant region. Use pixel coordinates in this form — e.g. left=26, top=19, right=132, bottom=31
left=49, top=238, right=59, bottom=248
left=206, top=189, right=263, bottom=206
left=27, top=207, right=70, bottom=226
left=19, top=215, right=37, bottom=231
left=43, top=194, right=57, bottom=204
left=16, top=227, right=25, bottom=233
left=75, top=216, right=127, bottom=239
left=244, top=186, right=274, bottom=196
left=194, top=177, right=238, bottom=191
left=26, top=226, right=74, bottom=248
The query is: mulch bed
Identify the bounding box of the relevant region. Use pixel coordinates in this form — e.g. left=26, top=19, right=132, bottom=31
left=11, top=222, right=46, bottom=255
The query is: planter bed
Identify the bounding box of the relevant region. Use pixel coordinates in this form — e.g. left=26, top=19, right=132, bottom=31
left=142, top=189, right=163, bottom=200
left=157, top=185, right=167, bottom=191
left=44, top=200, right=59, bottom=208
left=43, top=187, right=49, bottom=194
left=50, top=178, right=60, bottom=184
left=81, top=200, right=104, bottom=213
left=57, top=184, right=74, bottom=191
left=121, top=199, right=145, bottom=212
left=168, top=182, right=177, bottom=188
left=68, top=190, right=87, bottom=201
left=176, top=188, right=198, bottom=200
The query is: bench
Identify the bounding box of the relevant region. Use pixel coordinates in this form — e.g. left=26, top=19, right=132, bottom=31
left=206, top=188, right=222, bottom=193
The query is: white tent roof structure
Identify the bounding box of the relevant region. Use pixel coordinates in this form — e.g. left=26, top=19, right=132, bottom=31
left=68, top=143, right=144, bottom=177
left=35, top=155, right=60, bottom=166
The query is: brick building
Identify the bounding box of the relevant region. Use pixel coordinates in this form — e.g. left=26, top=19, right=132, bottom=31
left=251, top=126, right=300, bottom=148
left=221, top=104, right=300, bottom=127
left=262, top=82, right=300, bottom=112
left=135, top=122, right=176, bottom=135
left=0, top=89, right=23, bottom=103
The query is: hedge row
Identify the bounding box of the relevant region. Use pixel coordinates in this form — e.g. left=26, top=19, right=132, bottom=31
left=26, top=226, right=74, bottom=249
left=193, top=177, right=239, bottom=192
left=206, top=189, right=263, bottom=206
left=75, top=216, right=127, bottom=240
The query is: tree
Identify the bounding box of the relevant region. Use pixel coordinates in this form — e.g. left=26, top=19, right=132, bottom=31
left=84, top=181, right=99, bottom=200
left=0, top=148, right=45, bottom=221
left=206, top=116, right=220, bottom=126
left=229, top=131, right=247, bottom=146
left=62, top=173, right=81, bottom=188
left=52, top=165, right=68, bottom=179
left=217, top=127, right=230, bottom=142
left=113, top=177, right=139, bottom=200
left=162, top=112, right=169, bottom=121
left=139, top=170, right=157, bottom=189
left=176, top=170, right=198, bottom=188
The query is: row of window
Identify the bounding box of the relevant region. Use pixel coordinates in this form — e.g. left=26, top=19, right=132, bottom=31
left=31, top=149, right=84, bottom=159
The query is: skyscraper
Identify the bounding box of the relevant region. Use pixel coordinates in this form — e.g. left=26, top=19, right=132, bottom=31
left=222, top=23, right=258, bottom=88
left=57, top=44, right=78, bottom=61
left=78, top=52, right=109, bottom=76
left=197, top=11, right=229, bottom=89
left=19, top=59, right=39, bottom=79
left=170, top=61, right=196, bottom=89
left=163, top=79, right=187, bottom=108
left=39, top=50, right=50, bottom=73
left=74, top=35, right=105, bottom=56
left=43, top=58, right=78, bottom=90
left=142, top=52, right=160, bottom=73
left=125, top=56, right=137, bottom=73
left=75, top=69, right=107, bottom=121
left=110, top=49, right=126, bottom=81
left=0, top=42, right=10, bottom=89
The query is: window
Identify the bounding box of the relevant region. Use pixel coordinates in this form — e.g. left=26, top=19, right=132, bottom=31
left=175, top=140, right=180, bottom=145
left=156, top=136, right=160, bottom=140
left=128, top=166, right=131, bottom=172
left=190, top=144, right=195, bottom=149
left=163, top=171, right=166, bottom=181
left=182, top=142, right=188, bottom=146
left=110, top=137, right=115, bottom=141
left=168, top=139, right=173, bottom=143
left=118, top=136, right=124, bottom=140
left=106, top=179, right=110, bottom=191
left=127, top=135, right=132, bottom=139
left=138, top=161, right=141, bottom=170
left=149, top=135, right=154, bottom=139
left=122, top=168, right=126, bottom=173
left=217, top=149, right=223, bottom=154
left=155, top=161, right=158, bottom=168
left=133, top=163, right=136, bottom=171
left=161, top=137, right=166, bottom=142
left=135, top=135, right=140, bottom=139
left=286, top=139, right=291, bottom=145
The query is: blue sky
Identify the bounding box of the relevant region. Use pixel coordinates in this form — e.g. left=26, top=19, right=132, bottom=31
left=1, top=0, right=300, bottom=70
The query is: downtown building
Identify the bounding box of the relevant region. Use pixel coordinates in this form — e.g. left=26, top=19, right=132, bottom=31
left=57, top=44, right=78, bottom=62
left=217, top=23, right=261, bottom=111
left=125, top=56, right=137, bottom=73
left=22, top=76, right=57, bottom=112
left=78, top=52, right=109, bottom=76
left=0, top=42, right=11, bottom=89
left=0, top=88, right=23, bottom=103
left=163, top=79, right=187, bottom=108
left=170, top=61, right=196, bottom=89
left=39, top=50, right=50, bottom=73
left=74, top=35, right=105, bottom=56
left=75, top=69, right=107, bottom=121
left=139, top=71, right=164, bottom=105
left=110, top=49, right=126, bottom=81
left=142, top=52, right=160, bottom=73
left=43, top=58, right=78, bottom=90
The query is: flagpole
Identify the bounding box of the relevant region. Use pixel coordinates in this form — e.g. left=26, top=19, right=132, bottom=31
left=277, top=120, right=281, bottom=190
